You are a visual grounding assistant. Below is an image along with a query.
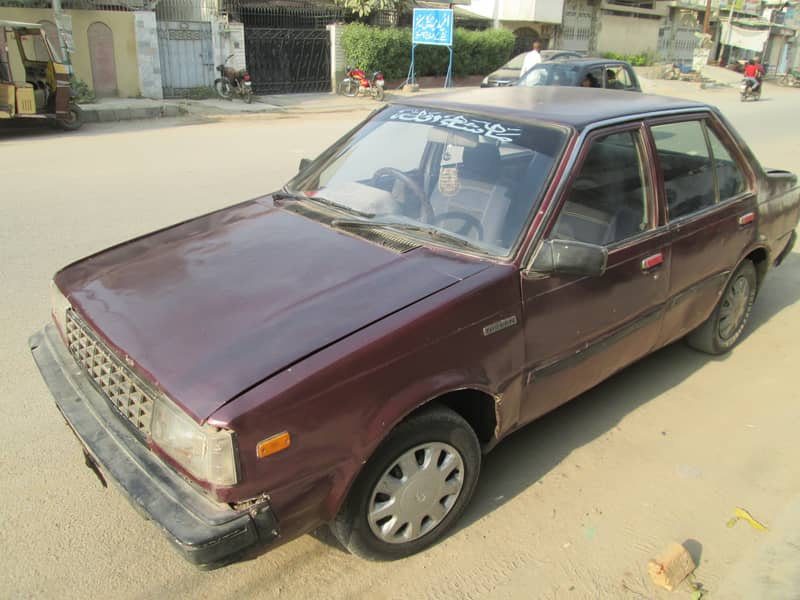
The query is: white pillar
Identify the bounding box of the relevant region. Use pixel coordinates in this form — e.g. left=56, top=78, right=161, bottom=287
left=328, top=23, right=345, bottom=93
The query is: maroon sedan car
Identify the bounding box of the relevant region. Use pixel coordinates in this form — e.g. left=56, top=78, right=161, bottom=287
left=30, top=88, right=799, bottom=568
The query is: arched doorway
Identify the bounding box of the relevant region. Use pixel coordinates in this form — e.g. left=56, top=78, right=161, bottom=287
left=88, top=22, right=117, bottom=97
left=512, top=27, right=541, bottom=56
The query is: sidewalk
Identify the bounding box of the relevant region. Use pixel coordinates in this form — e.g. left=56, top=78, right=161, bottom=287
left=79, top=87, right=424, bottom=124
left=78, top=67, right=753, bottom=125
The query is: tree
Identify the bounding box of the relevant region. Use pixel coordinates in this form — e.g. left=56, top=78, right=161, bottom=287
left=335, top=0, right=409, bottom=18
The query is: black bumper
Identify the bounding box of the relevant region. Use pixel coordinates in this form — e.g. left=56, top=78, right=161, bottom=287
left=29, top=324, right=279, bottom=568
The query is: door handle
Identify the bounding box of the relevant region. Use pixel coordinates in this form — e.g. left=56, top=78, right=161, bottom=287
left=738, top=212, right=755, bottom=226
left=641, top=253, right=663, bottom=272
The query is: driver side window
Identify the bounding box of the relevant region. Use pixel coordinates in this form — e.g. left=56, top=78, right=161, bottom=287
left=551, top=129, right=651, bottom=246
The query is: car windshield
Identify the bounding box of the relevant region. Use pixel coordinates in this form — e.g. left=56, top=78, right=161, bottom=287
left=286, top=105, right=568, bottom=257
left=517, top=63, right=583, bottom=87
left=505, top=53, right=527, bottom=69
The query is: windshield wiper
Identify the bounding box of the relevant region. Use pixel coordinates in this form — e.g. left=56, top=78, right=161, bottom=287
left=273, top=189, right=374, bottom=218
left=332, top=218, right=480, bottom=251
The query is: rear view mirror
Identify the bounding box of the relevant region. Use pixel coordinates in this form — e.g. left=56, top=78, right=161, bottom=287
left=298, top=158, right=312, bottom=173
left=531, top=239, right=607, bottom=277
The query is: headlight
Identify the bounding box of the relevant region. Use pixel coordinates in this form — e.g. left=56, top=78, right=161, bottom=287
left=151, top=397, right=238, bottom=487
left=50, top=280, right=71, bottom=335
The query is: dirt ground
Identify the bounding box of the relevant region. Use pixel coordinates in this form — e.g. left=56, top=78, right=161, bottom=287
left=1, top=80, right=799, bottom=599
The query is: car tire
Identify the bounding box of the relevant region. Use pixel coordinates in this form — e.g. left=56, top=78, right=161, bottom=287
left=330, top=405, right=481, bottom=561
left=687, top=260, right=757, bottom=355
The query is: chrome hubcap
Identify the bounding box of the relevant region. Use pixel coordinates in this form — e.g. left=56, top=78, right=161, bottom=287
left=719, top=275, right=751, bottom=340
left=367, top=442, right=464, bottom=544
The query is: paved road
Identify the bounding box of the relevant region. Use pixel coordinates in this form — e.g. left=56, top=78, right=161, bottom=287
left=1, top=83, right=798, bottom=599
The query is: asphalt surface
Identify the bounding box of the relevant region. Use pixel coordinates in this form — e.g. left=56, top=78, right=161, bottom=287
left=1, top=81, right=799, bottom=599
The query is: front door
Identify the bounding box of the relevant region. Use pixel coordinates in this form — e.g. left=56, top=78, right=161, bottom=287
left=519, top=125, right=671, bottom=424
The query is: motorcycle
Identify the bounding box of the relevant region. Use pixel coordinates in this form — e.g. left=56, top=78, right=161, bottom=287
left=740, top=77, right=761, bottom=101
left=214, top=54, right=254, bottom=104
left=777, top=70, right=800, bottom=87
left=338, top=66, right=385, bottom=101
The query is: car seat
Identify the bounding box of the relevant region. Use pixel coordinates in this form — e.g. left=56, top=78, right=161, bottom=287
left=430, top=144, right=510, bottom=246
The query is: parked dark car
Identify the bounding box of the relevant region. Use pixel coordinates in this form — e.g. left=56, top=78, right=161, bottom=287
left=480, top=49, right=583, bottom=87
left=31, top=87, right=799, bottom=569
left=517, top=57, right=642, bottom=92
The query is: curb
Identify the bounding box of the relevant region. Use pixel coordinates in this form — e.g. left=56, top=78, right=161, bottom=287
left=80, top=103, right=186, bottom=124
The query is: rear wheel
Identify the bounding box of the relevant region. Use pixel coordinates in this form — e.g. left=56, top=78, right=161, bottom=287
left=778, top=74, right=788, bottom=86
left=330, top=405, right=481, bottom=560
left=243, top=89, right=253, bottom=104
left=374, top=86, right=385, bottom=101
left=687, top=260, right=757, bottom=355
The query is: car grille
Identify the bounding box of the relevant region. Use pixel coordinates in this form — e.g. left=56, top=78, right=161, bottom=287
left=65, top=310, right=155, bottom=436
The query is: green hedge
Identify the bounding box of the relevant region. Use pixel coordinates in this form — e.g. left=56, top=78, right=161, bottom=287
left=600, top=51, right=658, bottom=67
left=341, top=24, right=516, bottom=81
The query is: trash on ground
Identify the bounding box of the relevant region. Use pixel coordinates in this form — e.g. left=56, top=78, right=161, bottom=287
left=725, top=507, right=769, bottom=531
left=647, top=542, right=697, bottom=591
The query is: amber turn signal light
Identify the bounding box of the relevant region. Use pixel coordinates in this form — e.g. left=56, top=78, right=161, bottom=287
left=256, top=432, right=291, bottom=458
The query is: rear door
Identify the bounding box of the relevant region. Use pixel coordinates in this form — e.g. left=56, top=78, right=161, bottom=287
left=648, top=114, right=757, bottom=346
left=519, top=123, right=671, bottom=424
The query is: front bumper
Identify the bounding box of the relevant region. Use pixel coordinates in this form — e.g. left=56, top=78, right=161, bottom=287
left=28, top=324, right=279, bottom=568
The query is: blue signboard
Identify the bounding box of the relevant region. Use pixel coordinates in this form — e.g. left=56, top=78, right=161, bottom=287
left=412, top=8, right=453, bottom=47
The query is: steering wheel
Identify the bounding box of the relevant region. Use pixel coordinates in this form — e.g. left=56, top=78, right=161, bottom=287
left=431, top=211, right=484, bottom=241
left=372, top=167, right=434, bottom=222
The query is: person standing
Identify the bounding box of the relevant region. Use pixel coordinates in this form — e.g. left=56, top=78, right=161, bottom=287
left=521, top=42, right=542, bottom=77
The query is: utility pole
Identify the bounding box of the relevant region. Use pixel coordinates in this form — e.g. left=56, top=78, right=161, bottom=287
left=723, top=0, right=735, bottom=65
left=703, top=0, right=712, bottom=34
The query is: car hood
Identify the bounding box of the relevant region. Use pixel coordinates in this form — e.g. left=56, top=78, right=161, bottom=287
left=487, top=67, right=520, bottom=84
left=55, top=199, right=489, bottom=422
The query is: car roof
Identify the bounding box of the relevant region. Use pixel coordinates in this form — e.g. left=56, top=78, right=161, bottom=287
left=534, top=57, right=632, bottom=67
left=393, top=87, right=709, bottom=132
left=0, top=20, right=42, bottom=29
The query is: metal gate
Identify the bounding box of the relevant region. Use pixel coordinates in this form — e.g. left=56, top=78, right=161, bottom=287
left=244, top=28, right=331, bottom=94
left=560, top=0, right=593, bottom=53
left=659, top=13, right=700, bottom=64
left=157, top=21, right=214, bottom=98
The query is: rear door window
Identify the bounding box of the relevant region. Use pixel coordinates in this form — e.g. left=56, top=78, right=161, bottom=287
left=706, top=127, right=747, bottom=201
left=605, top=66, right=632, bottom=90
left=651, top=121, right=715, bottom=220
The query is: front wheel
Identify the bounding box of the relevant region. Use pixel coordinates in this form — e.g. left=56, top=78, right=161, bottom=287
left=373, top=86, right=385, bottom=101
left=778, top=74, right=788, bottom=86
left=338, top=79, right=357, bottom=97
left=214, top=78, right=232, bottom=99
left=687, top=260, right=757, bottom=354
left=330, top=405, right=481, bottom=560
left=243, top=88, right=253, bottom=104
left=58, top=104, right=83, bottom=131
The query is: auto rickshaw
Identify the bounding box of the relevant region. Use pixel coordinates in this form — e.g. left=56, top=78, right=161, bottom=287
left=1, top=20, right=82, bottom=130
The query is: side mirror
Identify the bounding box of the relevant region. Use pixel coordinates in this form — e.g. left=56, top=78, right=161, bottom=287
left=298, top=158, right=313, bottom=173
left=530, top=239, right=608, bottom=277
